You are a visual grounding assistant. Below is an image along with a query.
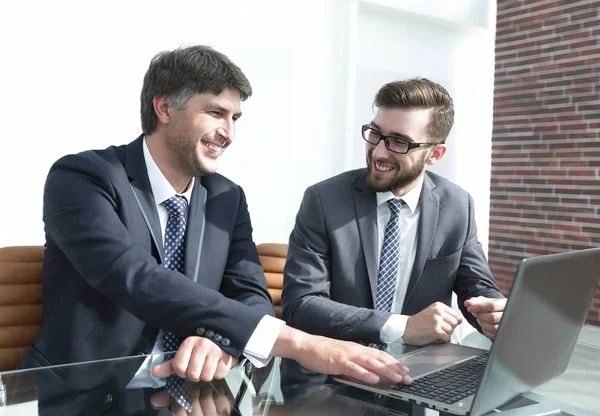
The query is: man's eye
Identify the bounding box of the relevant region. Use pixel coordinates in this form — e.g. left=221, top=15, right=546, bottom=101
left=390, top=138, right=408, bottom=146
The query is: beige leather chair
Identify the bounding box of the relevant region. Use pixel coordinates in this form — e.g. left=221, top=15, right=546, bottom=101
left=0, top=246, right=44, bottom=371
left=256, top=243, right=288, bottom=319
left=0, top=243, right=287, bottom=370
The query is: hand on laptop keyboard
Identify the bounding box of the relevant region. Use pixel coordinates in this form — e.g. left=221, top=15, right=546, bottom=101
left=272, top=328, right=413, bottom=385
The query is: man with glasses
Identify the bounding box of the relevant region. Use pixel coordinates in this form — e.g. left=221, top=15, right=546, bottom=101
left=282, top=78, right=505, bottom=350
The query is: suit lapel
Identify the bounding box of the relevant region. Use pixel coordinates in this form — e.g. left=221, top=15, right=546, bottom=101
left=403, top=174, right=439, bottom=307
left=183, top=179, right=207, bottom=282
left=354, top=171, right=380, bottom=305
left=125, top=136, right=164, bottom=262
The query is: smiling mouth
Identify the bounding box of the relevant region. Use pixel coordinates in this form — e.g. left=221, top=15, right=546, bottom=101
left=374, top=161, right=395, bottom=173
left=201, top=139, right=225, bottom=154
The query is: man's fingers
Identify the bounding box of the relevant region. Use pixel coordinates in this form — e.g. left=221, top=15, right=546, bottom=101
left=214, top=389, right=232, bottom=415
left=343, top=360, right=380, bottom=384
left=172, top=342, right=194, bottom=379
left=360, top=356, right=405, bottom=384
left=478, top=318, right=500, bottom=339
left=152, top=359, right=175, bottom=378
left=191, top=397, right=204, bottom=416
left=357, top=350, right=412, bottom=384
left=480, top=321, right=500, bottom=333
left=186, top=346, right=207, bottom=382
left=465, top=297, right=507, bottom=314
left=437, top=331, right=451, bottom=343
left=438, top=321, right=455, bottom=335
left=477, top=311, right=503, bottom=325
left=432, top=303, right=463, bottom=328
left=170, top=403, right=190, bottom=416
left=443, top=315, right=461, bottom=328
left=368, top=349, right=410, bottom=372
left=482, top=328, right=496, bottom=339
left=213, top=358, right=233, bottom=380
left=200, top=353, right=220, bottom=382
left=150, top=390, right=174, bottom=408
left=442, top=310, right=463, bottom=327
left=199, top=388, right=218, bottom=415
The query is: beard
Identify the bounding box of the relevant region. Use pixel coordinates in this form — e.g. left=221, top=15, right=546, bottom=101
left=168, top=120, right=222, bottom=177
left=366, top=150, right=427, bottom=193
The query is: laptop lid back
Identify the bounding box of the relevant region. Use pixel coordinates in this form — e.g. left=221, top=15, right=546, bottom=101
left=470, top=248, right=600, bottom=416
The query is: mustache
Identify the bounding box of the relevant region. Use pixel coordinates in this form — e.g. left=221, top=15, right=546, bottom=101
left=203, top=133, right=227, bottom=146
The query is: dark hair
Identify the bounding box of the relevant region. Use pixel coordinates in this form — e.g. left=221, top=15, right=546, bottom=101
left=374, top=78, right=454, bottom=142
left=140, top=45, right=252, bottom=134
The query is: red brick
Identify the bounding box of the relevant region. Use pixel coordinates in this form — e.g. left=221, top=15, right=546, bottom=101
left=559, top=123, right=589, bottom=132
left=583, top=226, right=600, bottom=235
left=569, top=39, right=599, bottom=49
left=555, top=113, right=584, bottom=122
left=583, top=19, right=600, bottom=28
left=567, top=169, right=596, bottom=176
left=574, top=216, right=600, bottom=224
left=561, top=31, right=592, bottom=42
left=572, top=10, right=600, bottom=21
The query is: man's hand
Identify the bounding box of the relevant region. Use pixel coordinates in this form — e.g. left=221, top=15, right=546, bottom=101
left=152, top=336, right=238, bottom=382
left=403, top=302, right=463, bottom=345
left=271, top=326, right=412, bottom=385
left=464, top=296, right=507, bottom=339
left=150, top=385, right=232, bottom=416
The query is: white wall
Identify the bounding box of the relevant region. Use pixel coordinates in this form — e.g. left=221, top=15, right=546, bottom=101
left=340, top=0, right=497, bottom=253
left=0, top=0, right=496, bottom=251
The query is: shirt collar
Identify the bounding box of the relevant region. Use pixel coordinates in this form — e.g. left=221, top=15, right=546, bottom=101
left=375, top=175, right=424, bottom=213
left=143, top=137, right=194, bottom=206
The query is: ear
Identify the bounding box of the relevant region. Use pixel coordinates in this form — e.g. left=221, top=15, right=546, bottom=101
left=153, top=96, right=173, bottom=126
left=426, top=144, right=447, bottom=166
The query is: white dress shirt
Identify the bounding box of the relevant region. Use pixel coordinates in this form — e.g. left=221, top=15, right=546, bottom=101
left=127, top=138, right=284, bottom=388
left=376, top=178, right=423, bottom=345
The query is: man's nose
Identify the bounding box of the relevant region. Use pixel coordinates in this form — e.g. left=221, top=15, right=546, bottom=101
left=372, top=138, right=390, bottom=158
left=216, top=119, right=235, bottom=143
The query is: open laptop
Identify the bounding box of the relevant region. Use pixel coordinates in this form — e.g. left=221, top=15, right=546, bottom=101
left=335, top=248, right=600, bottom=416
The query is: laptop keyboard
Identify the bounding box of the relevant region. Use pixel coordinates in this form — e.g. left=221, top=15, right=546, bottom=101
left=391, top=354, right=489, bottom=405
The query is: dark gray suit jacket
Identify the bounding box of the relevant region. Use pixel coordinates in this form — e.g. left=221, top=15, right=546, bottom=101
left=19, top=135, right=274, bottom=371
left=282, top=169, right=502, bottom=344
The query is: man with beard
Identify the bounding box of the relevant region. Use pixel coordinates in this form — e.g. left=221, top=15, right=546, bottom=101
left=282, top=78, right=506, bottom=350
left=18, top=45, right=411, bottom=410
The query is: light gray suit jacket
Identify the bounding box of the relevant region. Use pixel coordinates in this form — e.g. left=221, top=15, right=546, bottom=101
left=282, top=169, right=503, bottom=344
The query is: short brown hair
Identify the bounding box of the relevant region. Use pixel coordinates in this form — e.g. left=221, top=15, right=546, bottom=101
left=374, top=78, right=454, bottom=142
left=140, top=45, right=252, bottom=134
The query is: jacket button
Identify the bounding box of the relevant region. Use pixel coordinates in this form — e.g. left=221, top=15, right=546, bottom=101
left=213, top=333, right=223, bottom=342
left=221, top=338, right=230, bottom=347
left=205, top=330, right=215, bottom=338
left=104, top=394, right=113, bottom=403
left=196, top=327, right=206, bottom=336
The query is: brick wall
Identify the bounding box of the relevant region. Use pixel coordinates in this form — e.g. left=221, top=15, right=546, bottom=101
left=490, top=0, right=600, bottom=326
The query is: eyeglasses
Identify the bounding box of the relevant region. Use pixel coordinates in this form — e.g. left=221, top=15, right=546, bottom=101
left=361, top=124, right=445, bottom=154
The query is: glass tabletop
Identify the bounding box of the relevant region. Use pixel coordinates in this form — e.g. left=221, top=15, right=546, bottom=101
left=1, top=339, right=599, bottom=416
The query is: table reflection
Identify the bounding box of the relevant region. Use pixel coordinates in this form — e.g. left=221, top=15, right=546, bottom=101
left=0, top=339, right=598, bottom=416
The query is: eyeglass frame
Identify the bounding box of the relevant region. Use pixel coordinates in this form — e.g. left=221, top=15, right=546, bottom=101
left=361, top=124, right=445, bottom=154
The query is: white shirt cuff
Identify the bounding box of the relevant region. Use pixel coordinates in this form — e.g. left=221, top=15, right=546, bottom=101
left=243, top=315, right=285, bottom=368
left=380, top=314, right=409, bottom=344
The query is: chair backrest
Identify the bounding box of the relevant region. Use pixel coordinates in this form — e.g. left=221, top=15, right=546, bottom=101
left=0, top=246, right=44, bottom=371
left=0, top=243, right=287, bottom=370
left=256, top=243, right=288, bottom=319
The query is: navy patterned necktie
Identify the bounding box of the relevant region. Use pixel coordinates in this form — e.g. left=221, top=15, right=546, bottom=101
left=371, top=198, right=404, bottom=349
left=161, top=195, right=193, bottom=412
